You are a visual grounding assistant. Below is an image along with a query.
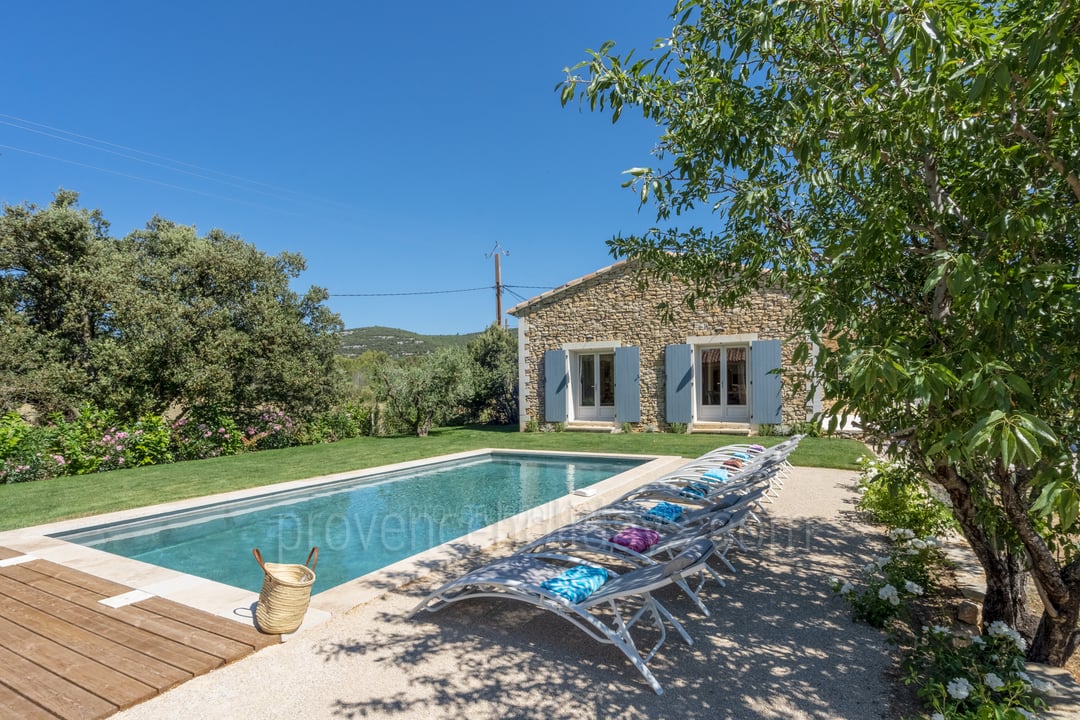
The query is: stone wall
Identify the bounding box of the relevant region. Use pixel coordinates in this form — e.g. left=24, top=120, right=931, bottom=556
left=511, top=261, right=811, bottom=431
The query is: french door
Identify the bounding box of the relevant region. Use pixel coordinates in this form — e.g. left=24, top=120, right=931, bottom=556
left=696, top=345, right=749, bottom=421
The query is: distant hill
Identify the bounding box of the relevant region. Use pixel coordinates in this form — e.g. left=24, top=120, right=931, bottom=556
left=336, top=326, right=489, bottom=358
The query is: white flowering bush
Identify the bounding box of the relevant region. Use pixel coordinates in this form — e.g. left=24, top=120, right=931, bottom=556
left=855, top=456, right=957, bottom=538
left=830, top=529, right=939, bottom=628
left=903, top=623, right=1046, bottom=719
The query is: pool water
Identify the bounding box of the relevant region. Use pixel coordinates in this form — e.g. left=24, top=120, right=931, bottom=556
left=53, top=452, right=646, bottom=594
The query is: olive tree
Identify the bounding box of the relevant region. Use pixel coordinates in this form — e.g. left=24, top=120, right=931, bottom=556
left=561, top=0, right=1079, bottom=663
left=370, top=348, right=473, bottom=437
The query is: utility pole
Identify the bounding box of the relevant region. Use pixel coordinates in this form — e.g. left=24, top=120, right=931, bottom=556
left=486, top=242, right=509, bottom=327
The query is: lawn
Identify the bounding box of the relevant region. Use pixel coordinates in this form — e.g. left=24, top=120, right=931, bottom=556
left=0, top=425, right=868, bottom=532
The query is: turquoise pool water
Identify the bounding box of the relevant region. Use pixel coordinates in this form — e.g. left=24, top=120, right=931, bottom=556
left=52, top=452, right=646, bottom=594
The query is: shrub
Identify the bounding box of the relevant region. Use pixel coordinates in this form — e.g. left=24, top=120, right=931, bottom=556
left=791, top=420, right=823, bottom=437
left=668, top=422, right=688, bottom=434
left=832, top=529, right=945, bottom=628
left=524, top=419, right=540, bottom=433
left=903, top=623, right=1047, bottom=719
left=172, top=411, right=242, bottom=460
left=855, top=456, right=957, bottom=538
left=238, top=409, right=296, bottom=451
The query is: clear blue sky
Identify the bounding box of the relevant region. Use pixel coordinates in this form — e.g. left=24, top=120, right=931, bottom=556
left=2, top=1, right=678, bottom=334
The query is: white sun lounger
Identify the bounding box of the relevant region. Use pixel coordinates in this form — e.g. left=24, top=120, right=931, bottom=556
left=409, top=538, right=719, bottom=695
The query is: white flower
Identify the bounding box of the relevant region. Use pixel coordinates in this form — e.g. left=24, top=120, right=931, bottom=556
left=875, top=556, right=891, bottom=567
left=878, top=584, right=900, bottom=606
left=987, top=621, right=1028, bottom=652
left=947, top=677, right=972, bottom=700
left=904, top=580, right=924, bottom=595
left=907, top=538, right=927, bottom=550
left=930, top=624, right=952, bottom=636
left=971, top=635, right=985, bottom=645
left=1032, top=678, right=1053, bottom=693
left=931, top=714, right=945, bottom=720
left=840, top=581, right=854, bottom=595
left=889, top=528, right=915, bottom=540
left=1016, top=671, right=1031, bottom=683
left=984, top=672, right=1005, bottom=690
left=864, top=561, right=880, bottom=574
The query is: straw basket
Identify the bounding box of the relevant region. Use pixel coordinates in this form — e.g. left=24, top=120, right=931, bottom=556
left=253, top=547, right=318, bottom=634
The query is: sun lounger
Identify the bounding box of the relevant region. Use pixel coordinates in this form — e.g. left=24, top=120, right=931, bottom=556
left=517, top=504, right=757, bottom=610
left=409, top=538, right=720, bottom=695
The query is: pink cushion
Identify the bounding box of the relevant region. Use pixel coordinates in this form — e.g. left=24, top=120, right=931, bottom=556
left=610, top=526, right=661, bottom=553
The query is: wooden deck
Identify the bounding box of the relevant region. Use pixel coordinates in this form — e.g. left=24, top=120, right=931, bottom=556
left=0, top=546, right=279, bottom=719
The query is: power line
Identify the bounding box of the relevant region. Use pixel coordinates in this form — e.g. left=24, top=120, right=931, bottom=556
left=0, top=113, right=355, bottom=212
left=330, top=284, right=556, bottom=298
left=330, top=286, right=493, bottom=297
left=0, top=143, right=301, bottom=215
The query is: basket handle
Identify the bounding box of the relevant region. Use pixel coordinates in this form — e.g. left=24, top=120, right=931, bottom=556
left=252, top=547, right=318, bottom=572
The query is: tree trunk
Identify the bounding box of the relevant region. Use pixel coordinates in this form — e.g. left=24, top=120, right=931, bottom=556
left=1027, top=557, right=1080, bottom=665
left=980, top=548, right=1027, bottom=630
left=416, top=417, right=431, bottom=437
left=934, top=466, right=1027, bottom=626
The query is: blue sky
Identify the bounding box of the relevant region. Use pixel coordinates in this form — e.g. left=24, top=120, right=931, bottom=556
left=2, top=1, right=680, bottom=334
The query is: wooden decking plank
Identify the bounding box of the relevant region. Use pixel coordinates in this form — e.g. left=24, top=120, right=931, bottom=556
left=136, top=595, right=280, bottom=649
left=108, top=603, right=254, bottom=661
left=0, top=614, right=157, bottom=708
left=21, top=559, right=133, bottom=597
left=5, top=566, right=250, bottom=661
left=0, top=644, right=117, bottom=720
left=0, top=545, right=25, bottom=560
left=0, top=579, right=192, bottom=691
left=0, top=681, right=62, bottom=720
left=0, top=567, right=221, bottom=675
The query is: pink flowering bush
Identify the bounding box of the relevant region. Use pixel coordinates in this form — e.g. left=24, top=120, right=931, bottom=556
left=239, top=409, right=296, bottom=451
left=171, top=412, right=242, bottom=460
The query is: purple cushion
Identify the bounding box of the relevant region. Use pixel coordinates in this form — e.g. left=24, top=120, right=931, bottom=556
left=610, top=526, right=661, bottom=552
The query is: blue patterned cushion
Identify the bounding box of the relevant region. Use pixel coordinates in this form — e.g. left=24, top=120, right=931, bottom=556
left=645, top=501, right=684, bottom=523
left=680, top=482, right=711, bottom=499
left=540, top=565, right=609, bottom=603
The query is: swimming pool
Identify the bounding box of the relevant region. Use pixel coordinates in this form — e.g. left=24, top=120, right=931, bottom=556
left=52, top=451, right=647, bottom=595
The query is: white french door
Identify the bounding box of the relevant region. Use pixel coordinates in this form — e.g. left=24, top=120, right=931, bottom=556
left=696, top=345, right=749, bottom=421
left=571, top=351, right=615, bottom=420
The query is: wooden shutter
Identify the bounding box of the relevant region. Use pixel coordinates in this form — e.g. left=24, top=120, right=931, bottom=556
left=665, top=344, right=693, bottom=423
left=543, top=349, right=568, bottom=422
left=750, top=339, right=783, bottom=424
left=614, top=346, right=641, bottom=423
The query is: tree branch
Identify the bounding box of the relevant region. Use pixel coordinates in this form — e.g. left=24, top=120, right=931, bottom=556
left=1012, top=114, right=1080, bottom=203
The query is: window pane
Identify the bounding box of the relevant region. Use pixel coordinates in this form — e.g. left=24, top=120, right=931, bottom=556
left=580, top=354, right=595, bottom=406
left=727, top=347, right=747, bottom=405
left=599, top=353, right=615, bottom=406
left=701, top=350, right=722, bottom=405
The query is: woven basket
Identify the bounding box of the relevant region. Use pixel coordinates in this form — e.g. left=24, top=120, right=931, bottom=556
left=253, top=547, right=318, bottom=634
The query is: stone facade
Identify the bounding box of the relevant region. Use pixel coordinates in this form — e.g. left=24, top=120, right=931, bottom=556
left=508, top=260, right=812, bottom=431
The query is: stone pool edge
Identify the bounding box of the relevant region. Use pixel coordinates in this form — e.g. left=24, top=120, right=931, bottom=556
left=0, top=449, right=685, bottom=636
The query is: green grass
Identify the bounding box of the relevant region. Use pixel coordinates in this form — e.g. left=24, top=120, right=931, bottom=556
left=0, top=425, right=867, bottom=531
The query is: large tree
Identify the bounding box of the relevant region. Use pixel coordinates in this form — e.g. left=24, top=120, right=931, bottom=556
left=0, top=190, right=116, bottom=414
left=561, top=0, right=1080, bottom=664
left=0, top=192, right=345, bottom=422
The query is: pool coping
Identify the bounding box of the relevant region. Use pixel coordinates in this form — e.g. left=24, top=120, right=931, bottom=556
left=0, top=449, right=685, bottom=636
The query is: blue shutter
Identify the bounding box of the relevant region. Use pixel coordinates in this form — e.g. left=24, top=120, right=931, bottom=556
left=614, top=346, right=641, bottom=423
left=543, top=349, right=568, bottom=422
left=665, top=344, right=693, bottom=424
left=751, top=339, right=783, bottom=424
